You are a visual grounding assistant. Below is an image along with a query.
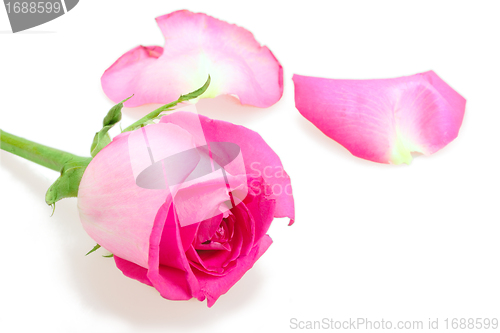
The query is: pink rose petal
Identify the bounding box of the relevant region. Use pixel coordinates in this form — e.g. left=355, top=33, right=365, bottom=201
left=101, top=10, right=283, bottom=108
left=195, top=235, right=273, bottom=307
left=194, top=214, right=224, bottom=247
left=114, top=256, right=153, bottom=287
left=78, top=123, right=195, bottom=268
left=148, top=199, right=201, bottom=300
left=160, top=111, right=295, bottom=224
left=244, top=177, right=276, bottom=244
left=293, top=71, right=466, bottom=164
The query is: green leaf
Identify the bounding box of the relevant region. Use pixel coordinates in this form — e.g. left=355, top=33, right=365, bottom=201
left=122, top=75, right=211, bottom=133
left=90, top=95, right=132, bottom=157
left=45, top=157, right=91, bottom=206
left=102, top=253, right=114, bottom=258
left=85, top=244, right=101, bottom=256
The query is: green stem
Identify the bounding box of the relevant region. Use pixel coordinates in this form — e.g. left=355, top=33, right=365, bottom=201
left=121, top=103, right=175, bottom=133
left=122, top=75, right=211, bottom=133
left=0, top=129, right=90, bottom=172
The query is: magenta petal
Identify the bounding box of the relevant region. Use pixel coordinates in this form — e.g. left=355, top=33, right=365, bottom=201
left=293, top=71, right=466, bottom=164
left=195, top=214, right=224, bottom=246
left=148, top=199, right=201, bottom=301
left=244, top=179, right=276, bottom=244
left=186, top=246, right=237, bottom=277
left=231, top=202, right=255, bottom=257
left=196, top=235, right=273, bottom=307
left=114, top=255, right=153, bottom=287
left=179, top=223, right=199, bottom=252
left=188, top=213, right=243, bottom=275
left=101, top=10, right=283, bottom=108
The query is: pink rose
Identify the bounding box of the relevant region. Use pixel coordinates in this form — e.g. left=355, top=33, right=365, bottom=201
left=77, top=111, right=294, bottom=307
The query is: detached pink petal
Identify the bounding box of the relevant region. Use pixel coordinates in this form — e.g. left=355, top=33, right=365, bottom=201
left=102, top=10, right=283, bottom=108
left=293, top=71, right=466, bottom=164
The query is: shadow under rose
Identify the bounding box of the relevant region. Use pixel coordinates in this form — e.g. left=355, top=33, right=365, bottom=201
left=64, top=243, right=266, bottom=329
left=0, top=150, right=54, bottom=198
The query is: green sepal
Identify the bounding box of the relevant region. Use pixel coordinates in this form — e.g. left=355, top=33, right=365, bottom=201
left=122, top=75, right=211, bottom=133
left=90, top=95, right=132, bottom=157
left=85, top=244, right=101, bottom=256
left=102, top=254, right=114, bottom=258
left=45, top=156, right=91, bottom=206
left=90, top=126, right=112, bottom=157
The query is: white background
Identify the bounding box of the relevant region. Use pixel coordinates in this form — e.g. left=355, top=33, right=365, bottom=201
left=1, top=1, right=499, bottom=332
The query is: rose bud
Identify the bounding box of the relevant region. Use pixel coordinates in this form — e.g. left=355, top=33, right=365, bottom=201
left=77, top=111, right=295, bottom=307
